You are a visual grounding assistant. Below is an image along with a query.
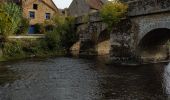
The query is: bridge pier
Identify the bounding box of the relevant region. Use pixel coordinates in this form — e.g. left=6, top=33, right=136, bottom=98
left=109, top=19, right=138, bottom=64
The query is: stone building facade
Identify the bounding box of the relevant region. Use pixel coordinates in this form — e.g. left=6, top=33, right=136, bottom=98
left=2, top=0, right=59, bottom=34
left=21, top=0, right=58, bottom=25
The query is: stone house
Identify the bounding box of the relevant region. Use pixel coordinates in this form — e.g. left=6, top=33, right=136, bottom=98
left=2, top=0, right=59, bottom=34
left=68, top=0, right=107, bottom=17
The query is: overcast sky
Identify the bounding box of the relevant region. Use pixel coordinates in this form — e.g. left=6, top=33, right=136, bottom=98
left=53, top=0, right=73, bottom=9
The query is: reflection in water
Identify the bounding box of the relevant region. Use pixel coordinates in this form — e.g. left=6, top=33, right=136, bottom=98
left=164, top=63, right=170, bottom=97
left=0, top=57, right=169, bottom=99
left=0, top=64, right=18, bottom=85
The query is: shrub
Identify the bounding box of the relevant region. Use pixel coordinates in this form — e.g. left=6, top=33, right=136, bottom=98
left=44, top=30, right=61, bottom=50
left=60, top=16, right=78, bottom=50
left=3, top=40, right=24, bottom=58
left=17, top=18, right=30, bottom=35
left=100, top=0, right=128, bottom=29
left=51, top=15, right=78, bottom=51
left=21, top=39, right=41, bottom=54
left=34, top=24, right=41, bottom=34
left=42, top=15, right=78, bottom=53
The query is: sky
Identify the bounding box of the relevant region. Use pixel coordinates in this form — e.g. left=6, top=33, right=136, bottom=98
left=53, top=0, right=73, bottom=9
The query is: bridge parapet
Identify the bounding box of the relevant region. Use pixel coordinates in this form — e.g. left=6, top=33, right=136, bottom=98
left=128, top=0, right=170, bottom=16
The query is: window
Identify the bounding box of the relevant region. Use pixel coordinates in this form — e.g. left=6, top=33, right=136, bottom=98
left=29, top=11, right=35, bottom=19
left=33, top=4, right=38, bottom=10
left=45, top=13, right=51, bottom=19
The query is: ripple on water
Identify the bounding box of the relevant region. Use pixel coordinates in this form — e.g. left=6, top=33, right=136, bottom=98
left=0, top=57, right=169, bottom=100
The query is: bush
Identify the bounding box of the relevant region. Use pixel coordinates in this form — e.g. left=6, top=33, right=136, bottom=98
left=34, top=24, right=41, bottom=34
left=17, top=18, right=29, bottom=35
left=44, top=30, right=61, bottom=50
left=51, top=16, right=78, bottom=51
left=3, top=40, right=24, bottom=58
left=21, top=39, right=41, bottom=54
left=60, top=20, right=78, bottom=51
left=100, top=0, right=128, bottom=28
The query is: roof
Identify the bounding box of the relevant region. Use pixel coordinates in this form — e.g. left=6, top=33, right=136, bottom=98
left=86, top=0, right=108, bottom=10
left=86, top=0, right=103, bottom=10
left=43, top=0, right=58, bottom=12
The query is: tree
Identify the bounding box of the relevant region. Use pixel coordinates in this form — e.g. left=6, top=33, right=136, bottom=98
left=100, top=0, right=128, bottom=30
left=0, top=2, right=22, bottom=36
left=0, top=10, right=12, bottom=37
left=44, top=15, right=78, bottom=52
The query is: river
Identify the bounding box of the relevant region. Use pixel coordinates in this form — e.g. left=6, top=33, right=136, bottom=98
left=0, top=57, right=169, bottom=100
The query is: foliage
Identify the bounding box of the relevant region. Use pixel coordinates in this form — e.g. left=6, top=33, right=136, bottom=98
left=0, top=2, right=22, bottom=35
left=100, top=0, right=128, bottom=28
left=50, top=15, right=78, bottom=51
left=21, top=39, right=41, bottom=54
left=3, top=40, right=24, bottom=58
left=60, top=16, right=78, bottom=50
left=44, top=30, right=61, bottom=50
left=34, top=24, right=42, bottom=34
left=34, top=20, right=55, bottom=34
left=17, top=17, right=30, bottom=35
left=0, top=10, right=12, bottom=37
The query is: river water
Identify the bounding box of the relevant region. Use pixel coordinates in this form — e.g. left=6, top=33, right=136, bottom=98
left=0, top=57, right=170, bottom=100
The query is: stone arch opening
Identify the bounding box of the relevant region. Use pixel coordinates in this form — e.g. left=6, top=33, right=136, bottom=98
left=96, top=29, right=110, bottom=55
left=98, top=29, right=109, bottom=43
left=138, top=28, right=170, bottom=61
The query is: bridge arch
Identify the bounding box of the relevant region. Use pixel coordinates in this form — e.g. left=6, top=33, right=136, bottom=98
left=138, top=28, right=170, bottom=61
left=138, top=21, right=170, bottom=45
left=139, top=28, right=170, bottom=47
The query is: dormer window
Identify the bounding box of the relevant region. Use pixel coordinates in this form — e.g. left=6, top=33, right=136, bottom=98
left=33, top=4, right=38, bottom=10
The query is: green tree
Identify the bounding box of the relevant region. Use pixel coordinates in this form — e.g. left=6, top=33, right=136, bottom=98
left=44, top=29, right=61, bottom=50
left=0, top=2, right=22, bottom=35
left=100, top=0, right=128, bottom=29
left=60, top=16, right=78, bottom=51
left=45, top=15, right=78, bottom=51
left=17, top=17, right=29, bottom=35
left=0, top=10, right=12, bottom=37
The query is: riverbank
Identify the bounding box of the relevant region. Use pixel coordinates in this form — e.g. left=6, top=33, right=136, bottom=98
left=0, top=36, right=67, bottom=62
left=0, top=50, right=67, bottom=62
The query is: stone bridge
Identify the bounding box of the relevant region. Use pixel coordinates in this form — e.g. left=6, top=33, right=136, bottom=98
left=75, top=12, right=108, bottom=55
left=75, top=0, right=170, bottom=63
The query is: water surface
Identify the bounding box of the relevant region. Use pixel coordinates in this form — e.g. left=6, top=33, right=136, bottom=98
left=0, top=57, right=169, bottom=100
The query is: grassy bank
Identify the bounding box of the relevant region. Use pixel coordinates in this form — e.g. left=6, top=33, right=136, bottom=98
left=0, top=38, right=67, bottom=62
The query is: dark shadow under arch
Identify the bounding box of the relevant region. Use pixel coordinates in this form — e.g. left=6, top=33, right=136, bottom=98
left=138, top=28, right=170, bottom=61
left=98, top=29, right=110, bottom=43
left=139, top=28, right=170, bottom=47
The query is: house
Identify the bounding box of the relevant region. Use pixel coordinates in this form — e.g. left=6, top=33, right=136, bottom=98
left=1, top=0, right=59, bottom=34
left=68, top=0, right=108, bottom=17
left=21, top=0, right=59, bottom=34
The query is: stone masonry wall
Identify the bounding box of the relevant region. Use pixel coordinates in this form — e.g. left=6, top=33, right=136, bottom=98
left=129, top=12, right=170, bottom=62
left=110, top=19, right=134, bottom=63
left=22, top=0, right=57, bottom=25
